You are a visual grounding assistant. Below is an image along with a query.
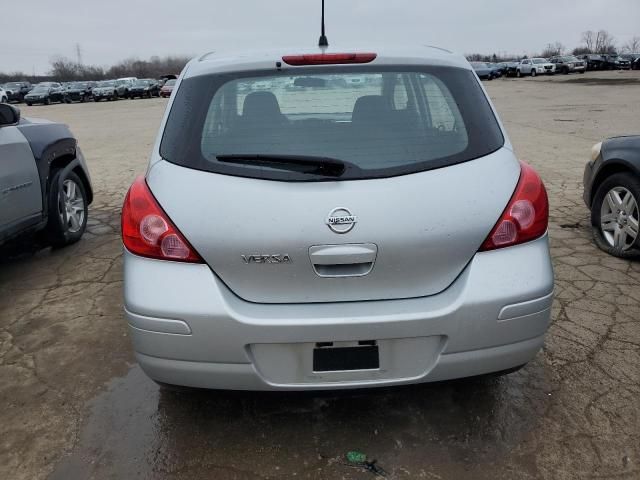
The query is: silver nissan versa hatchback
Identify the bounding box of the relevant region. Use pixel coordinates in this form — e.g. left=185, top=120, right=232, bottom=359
left=122, top=46, right=554, bottom=390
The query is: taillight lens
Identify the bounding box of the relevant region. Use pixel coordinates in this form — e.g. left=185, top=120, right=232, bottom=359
left=480, top=162, right=549, bottom=251
left=121, top=176, right=203, bottom=263
left=282, top=52, right=377, bottom=66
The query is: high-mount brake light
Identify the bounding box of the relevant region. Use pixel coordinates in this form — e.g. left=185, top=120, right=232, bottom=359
left=480, top=161, right=549, bottom=251
left=121, top=176, right=203, bottom=263
left=281, top=53, right=377, bottom=66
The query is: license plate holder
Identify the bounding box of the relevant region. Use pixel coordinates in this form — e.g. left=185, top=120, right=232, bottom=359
left=313, top=345, right=380, bottom=372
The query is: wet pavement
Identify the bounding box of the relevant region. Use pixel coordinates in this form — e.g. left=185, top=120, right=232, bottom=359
left=1, top=71, right=639, bottom=479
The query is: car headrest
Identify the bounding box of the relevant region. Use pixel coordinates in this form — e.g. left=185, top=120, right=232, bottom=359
left=242, top=91, right=283, bottom=120
left=352, top=95, right=390, bottom=124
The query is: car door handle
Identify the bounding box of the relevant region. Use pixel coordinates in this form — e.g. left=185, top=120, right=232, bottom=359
left=309, top=244, right=377, bottom=278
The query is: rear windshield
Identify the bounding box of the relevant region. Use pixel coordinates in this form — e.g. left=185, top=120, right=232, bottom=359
left=160, top=66, right=504, bottom=181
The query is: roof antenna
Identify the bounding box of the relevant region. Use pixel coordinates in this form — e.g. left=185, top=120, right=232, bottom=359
left=318, top=0, right=329, bottom=47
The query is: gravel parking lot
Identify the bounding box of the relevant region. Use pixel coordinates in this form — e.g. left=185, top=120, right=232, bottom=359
left=1, top=71, right=639, bottom=480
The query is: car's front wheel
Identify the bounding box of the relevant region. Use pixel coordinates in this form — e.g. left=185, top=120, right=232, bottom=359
left=46, top=170, right=88, bottom=247
left=591, top=173, right=640, bottom=258
left=531, top=69, right=537, bottom=77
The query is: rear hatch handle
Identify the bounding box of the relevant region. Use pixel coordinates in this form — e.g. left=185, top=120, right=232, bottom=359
left=309, top=244, right=378, bottom=278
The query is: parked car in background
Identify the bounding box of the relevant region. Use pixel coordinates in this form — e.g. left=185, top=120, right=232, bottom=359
left=159, top=75, right=178, bottom=88
left=583, top=136, right=640, bottom=258
left=92, top=80, right=119, bottom=101
left=577, top=54, right=603, bottom=70
left=517, top=58, right=555, bottom=77
left=0, top=88, right=7, bottom=103
left=116, top=77, right=137, bottom=98
left=159, top=78, right=176, bottom=97
left=494, top=62, right=512, bottom=76
left=65, top=81, right=95, bottom=103
left=486, top=63, right=502, bottom=78
left=0, top=103, right=92, bottom=247
left=601, top=54, right=631, bottom=70
left=503, top=62, right=520, bottom=77
left=24, top=83, right=67, bottom=106
left=129, top=79, right=159, bottom=99
left=122, top=46, right=553, bottom=391
left=470, top=62, right=495, bottom=80
left=549, top=55, right=586, bottom=74
left=621, top=53, right=640, bottom=70
left=2, top=81, right=32, bottom=103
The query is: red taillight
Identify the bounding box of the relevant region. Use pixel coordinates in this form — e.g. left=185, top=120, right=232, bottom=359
left=282, top=52, right=377, bottom=66
left=480, top=162, right=549, bottom=251
left=121, top=176, right=203, bottom=263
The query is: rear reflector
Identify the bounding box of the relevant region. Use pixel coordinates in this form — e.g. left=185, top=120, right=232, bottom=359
left=121, top=176, right=203, bottom=263
left=479, top=161, right=549, bottom=251
left=282, top=52, right=377, bottom=66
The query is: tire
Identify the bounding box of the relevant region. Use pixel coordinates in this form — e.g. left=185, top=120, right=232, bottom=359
left=563, top=67, right=569, bottom=75
left=591, top=173, right=640, bottom=259
left=579, top=71, right=585, bottom=74
left=26, top=102, right=32, bottom=106
left=516, top=70, right=522, bottom=78
left=531, top=69, right=537, bottom=77
left=45, top=170, right=89, bottom=247
left=44, top=97, right=50, bottom=105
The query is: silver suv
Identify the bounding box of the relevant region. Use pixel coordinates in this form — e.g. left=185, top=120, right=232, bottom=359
left=517, top=58, right=556, bottom=77
left=122, top=46, right=554, bottom=390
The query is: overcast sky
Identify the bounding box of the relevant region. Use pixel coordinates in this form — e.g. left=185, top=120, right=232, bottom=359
left=3, top=0, right=639, bottom=75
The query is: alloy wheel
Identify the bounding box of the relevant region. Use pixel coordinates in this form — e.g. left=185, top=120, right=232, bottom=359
left=58, top=179, right=86, bottom=233
left=600, top=186, right=639, bottom=250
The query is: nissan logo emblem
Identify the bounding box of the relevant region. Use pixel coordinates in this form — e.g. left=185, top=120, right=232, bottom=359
left=326, top=207, right=357, bottom=234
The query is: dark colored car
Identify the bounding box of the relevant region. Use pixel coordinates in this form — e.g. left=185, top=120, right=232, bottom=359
left=0, top=103, right=92, bottom=247
left=601, top=54, right=632, bottom=70
left=583, top=136, right=640, bottom=258
left=549, top=55, right=586, bottom=74
left=129, top=79, right=159, bottom=99
left=65, top=81, right=95, bottom=103
left=579, top=54, right=605, bottom=71
left=160, top=78, right=176, bottom=97
left=486, top=63, right=502, bottom=78
left=2, top=81, right=33, bottom=103
left=470, top=62, right=494, bottom=80
left=24, top=83, right=67, bottom=106
left=620, top=53, right=640, bottom=70
left=502, top=62, right=520, bottom=77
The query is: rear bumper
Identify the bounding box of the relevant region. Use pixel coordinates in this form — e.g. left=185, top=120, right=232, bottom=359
left=124, top=235, right=554, bottom=390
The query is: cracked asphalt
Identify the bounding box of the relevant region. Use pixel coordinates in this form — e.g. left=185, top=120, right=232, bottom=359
left=1, top=71, right=639, bottom=480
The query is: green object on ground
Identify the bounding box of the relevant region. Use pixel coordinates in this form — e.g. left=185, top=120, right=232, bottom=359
left=346, top=451, right=368, bottom=464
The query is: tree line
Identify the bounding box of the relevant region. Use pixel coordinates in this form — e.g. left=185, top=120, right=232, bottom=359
left=467, top=30, right=639, bottom=63
left=0, top=54, right=191, bottom=83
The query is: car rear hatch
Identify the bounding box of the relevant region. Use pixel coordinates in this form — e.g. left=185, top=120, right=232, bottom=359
left=147, top=57, right=518, bottom=304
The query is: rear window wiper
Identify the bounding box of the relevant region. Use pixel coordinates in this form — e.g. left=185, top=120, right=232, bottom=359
left=216, top=154, right=354, bottom=177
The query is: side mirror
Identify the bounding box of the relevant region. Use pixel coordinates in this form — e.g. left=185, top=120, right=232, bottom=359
left=0, top=104, right=20, bottom=126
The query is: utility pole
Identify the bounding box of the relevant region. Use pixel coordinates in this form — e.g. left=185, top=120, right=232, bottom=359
left=76, top=43, right=83, bottom=66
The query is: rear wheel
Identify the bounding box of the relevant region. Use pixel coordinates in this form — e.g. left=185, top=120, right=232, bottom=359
left=516, top=70, right=522, bottom=78
left=44, top=97, right=51, bottom=105
left=591, top=173, right=640, bottom=259
left=46, top=170, right=88, bottom=247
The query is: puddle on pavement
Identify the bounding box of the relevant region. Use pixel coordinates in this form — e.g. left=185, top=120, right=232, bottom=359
left=49, top=363, right=551, bottom=479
